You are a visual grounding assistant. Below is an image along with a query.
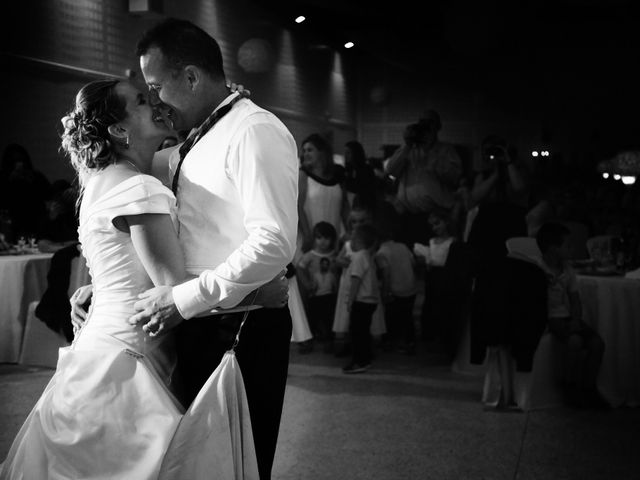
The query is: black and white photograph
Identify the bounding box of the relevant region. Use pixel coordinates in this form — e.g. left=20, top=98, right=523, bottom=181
left=1, top=1, right=639, bottom=479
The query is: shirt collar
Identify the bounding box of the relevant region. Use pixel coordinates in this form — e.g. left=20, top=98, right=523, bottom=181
left=187, top=92, right=241, bottom=138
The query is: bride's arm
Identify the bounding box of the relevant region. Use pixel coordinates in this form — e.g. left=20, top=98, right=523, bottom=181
left=126, top=213, right=286, bottom=309
left=123, top=213, right=187, bottom=336
left=126, top=213, right=187, bottom=287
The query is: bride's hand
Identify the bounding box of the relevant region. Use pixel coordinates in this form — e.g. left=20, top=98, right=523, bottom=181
left=70, top=284, right=93, bottom=335
left=228, top=82, right=251, bottom=98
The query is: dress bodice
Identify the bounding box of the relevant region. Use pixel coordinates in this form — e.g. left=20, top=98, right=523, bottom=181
left=76, top=173, right=177, bottom=358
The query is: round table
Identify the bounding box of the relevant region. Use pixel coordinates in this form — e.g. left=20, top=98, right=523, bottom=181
left=577, top=274, right=640, bottom=407
left=0, top=252, right=53, bottom=363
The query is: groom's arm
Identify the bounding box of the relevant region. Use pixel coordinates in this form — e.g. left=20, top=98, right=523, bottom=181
left=172, top=119, right=299, bottom=319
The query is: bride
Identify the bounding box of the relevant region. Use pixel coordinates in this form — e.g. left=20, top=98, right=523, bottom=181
left=0, top=79, right=282, bottom=479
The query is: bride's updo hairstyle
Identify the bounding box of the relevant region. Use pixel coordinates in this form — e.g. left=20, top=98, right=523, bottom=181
left=60, top=79, right=126, bottom=185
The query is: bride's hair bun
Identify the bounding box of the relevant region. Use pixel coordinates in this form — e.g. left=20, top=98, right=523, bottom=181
left=60, top=79, right=127, bottom=182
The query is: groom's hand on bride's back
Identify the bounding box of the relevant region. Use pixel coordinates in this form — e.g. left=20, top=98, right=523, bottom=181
left=129, top=286, right=184, bottom=337
left=70, top=285, right=93, bottom=335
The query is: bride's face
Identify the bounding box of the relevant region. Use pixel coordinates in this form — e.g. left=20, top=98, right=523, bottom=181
left=115, top=82, right=170, bottom=146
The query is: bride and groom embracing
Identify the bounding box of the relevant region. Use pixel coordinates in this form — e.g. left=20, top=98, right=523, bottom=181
left=0, top=18, right=299, bottom=480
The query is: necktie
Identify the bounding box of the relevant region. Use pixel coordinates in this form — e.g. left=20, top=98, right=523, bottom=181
left=172, top=95, right=241, bottom=195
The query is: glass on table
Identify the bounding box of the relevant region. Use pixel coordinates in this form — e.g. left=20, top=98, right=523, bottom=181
left=16, top=236, right=27, bottom=253
left=28, top=235, right=38, bottom=252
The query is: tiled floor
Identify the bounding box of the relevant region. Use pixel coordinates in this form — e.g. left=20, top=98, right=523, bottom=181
left=2, top=343, right=639, bottom=479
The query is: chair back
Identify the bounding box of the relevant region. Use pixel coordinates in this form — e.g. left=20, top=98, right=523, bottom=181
left=505, top=237, right=542, bottom=267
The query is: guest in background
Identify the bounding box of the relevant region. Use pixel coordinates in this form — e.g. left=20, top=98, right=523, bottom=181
left=298, top=133, right=349, bottom=254
left=37, top=179, right=80, bottom=253
left=332, top=203, right=390, bottom=355
left=344, top=140, right=377, bottom=212
left=375, top=214, right=418, bottom=354
left=415, top=207, right=474, bottom=358
left=467, top=135, right=529, bottom=367
left=297, top=221, right=339, bottom=348
left=332, top=204, right=373, bottom=356
left=536, top=222, right=607, bottom=409
left=0, top=143, right=50, bottom=240
left=384, top=110, right=463, bottom=247
left=312, top=257, right=338, bottom=348
left=343, top=224, right=381, bottom=374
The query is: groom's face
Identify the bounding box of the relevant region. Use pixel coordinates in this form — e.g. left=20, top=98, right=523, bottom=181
left=140, top=47, right=197, bottom=132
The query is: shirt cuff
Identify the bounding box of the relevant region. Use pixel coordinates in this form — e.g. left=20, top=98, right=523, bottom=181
left=172, top=278, right=207, bottom=320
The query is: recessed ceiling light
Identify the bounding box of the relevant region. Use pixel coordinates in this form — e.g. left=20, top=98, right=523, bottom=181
left=622, top=176, right=636, bottom=185
left=344, top=41, right=354, bottom=49
left=295, top=15, right=306, bottom=23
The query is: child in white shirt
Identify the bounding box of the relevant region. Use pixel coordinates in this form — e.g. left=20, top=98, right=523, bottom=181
left=415, top=208, right=472, bottom=358
left=343, top=224, right=381, bottom=373
left=297, top=222, right=338, bottom=345
left=376, top=225, right=418, bottom=354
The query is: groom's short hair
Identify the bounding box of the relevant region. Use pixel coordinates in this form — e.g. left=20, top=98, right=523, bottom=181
left=136, top=18, right=225, bottom=80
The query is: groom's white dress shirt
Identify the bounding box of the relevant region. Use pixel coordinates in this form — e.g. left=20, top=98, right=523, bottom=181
left=163, top=93, right=298, bottom=319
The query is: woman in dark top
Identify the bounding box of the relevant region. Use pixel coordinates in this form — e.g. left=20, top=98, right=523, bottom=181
left=344, top=140, right=377, bottom=212
left=0, top=143, right=50, bottom=240
left=297, top=133, right=349, bottom=253
left=466, top=135, right=530, bottom=365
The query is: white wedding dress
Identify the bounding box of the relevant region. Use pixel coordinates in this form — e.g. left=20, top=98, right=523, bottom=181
left=0, top=173, right=258, bottom=480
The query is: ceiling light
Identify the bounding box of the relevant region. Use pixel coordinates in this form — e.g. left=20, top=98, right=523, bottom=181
left=344, top=42, right=354, bottom=49
left=531, top=151, right=539, bottom=157
left=295, top=15, right=305, bottom=23
left=602, top=173, right=609, bottom=179
left=622, top=176, right=636, bottom=185
left=614, top=174, right=621, bottom=180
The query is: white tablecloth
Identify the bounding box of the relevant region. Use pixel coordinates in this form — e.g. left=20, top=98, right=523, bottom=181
left=0, top=253, right=53, bottom=363
left=578, top=274, right=640, bottom=407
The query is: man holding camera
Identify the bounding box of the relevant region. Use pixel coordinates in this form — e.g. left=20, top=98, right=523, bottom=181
left=385, top=109, right=463, bottom=247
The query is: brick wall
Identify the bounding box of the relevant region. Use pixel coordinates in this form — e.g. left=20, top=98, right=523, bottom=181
left=2, top=0, right=543, bottom=184
left=2, top=0, right=359, bottom=182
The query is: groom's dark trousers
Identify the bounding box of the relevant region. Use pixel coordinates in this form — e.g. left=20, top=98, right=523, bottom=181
left=174, top=306, right=292, bottom=480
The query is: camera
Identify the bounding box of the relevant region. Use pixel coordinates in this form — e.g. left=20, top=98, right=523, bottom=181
left=403, top=122, right=427, bottom=147
left=484, top=145, right=504, bottom=161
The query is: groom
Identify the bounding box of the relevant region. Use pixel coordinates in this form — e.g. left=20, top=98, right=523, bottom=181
left=130, top=19, right=298, bottom=479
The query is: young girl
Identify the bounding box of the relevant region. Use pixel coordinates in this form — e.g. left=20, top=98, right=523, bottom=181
left=415, top=208, right=473, bottom=358
left=297, top=222, right=338, bottom=346
left=343, top=224, right=381, bottom=373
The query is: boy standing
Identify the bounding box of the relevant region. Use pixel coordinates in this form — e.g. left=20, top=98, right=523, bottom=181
left=343, top=224, right=381, bottom=373
left=375, top=224, right=418, bottom=354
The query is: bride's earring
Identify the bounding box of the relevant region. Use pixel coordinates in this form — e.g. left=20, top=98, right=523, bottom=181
left=124, top=135, right=130, bottom=149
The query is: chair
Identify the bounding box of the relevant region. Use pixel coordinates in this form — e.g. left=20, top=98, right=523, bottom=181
left=505, top=236, right=542, bottom=264
left=481, top=237, right=564, bottom=411
left=18, top=301, right=69, bottom=367
left=19, top=254, right=90, bottom=368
